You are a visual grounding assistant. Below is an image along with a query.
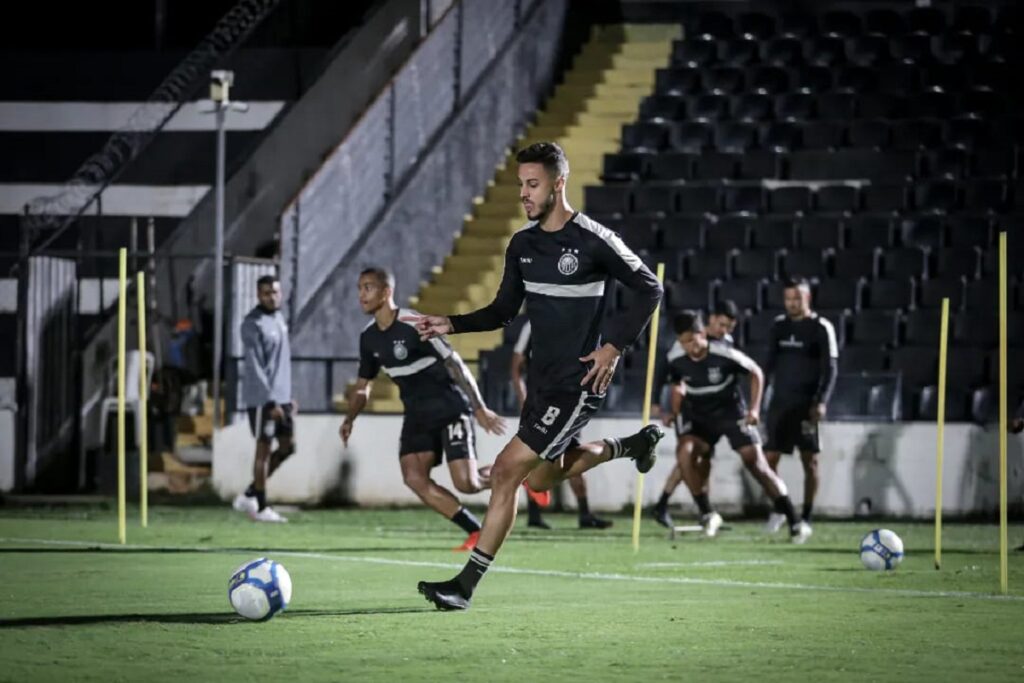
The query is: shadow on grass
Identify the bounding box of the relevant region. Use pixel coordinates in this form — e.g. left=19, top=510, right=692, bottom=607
left=0, top=606, right=432, bottom=628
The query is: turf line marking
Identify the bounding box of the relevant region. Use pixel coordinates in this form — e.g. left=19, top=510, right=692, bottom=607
left=3, top=537, right=1023, bottom=603
left=636, top=560, right=784, bottom=568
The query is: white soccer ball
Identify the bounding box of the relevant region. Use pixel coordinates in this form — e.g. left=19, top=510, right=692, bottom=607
left=228, top=557, right=292, bottom=620
left=860, top=529, right=904, bottom=571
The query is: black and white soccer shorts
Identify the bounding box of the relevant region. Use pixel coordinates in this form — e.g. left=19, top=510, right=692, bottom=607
left=676, top=415, right=760, bottom=453
left=765, top=397, right=820, bottom=454
left=399, top=412, right=477, bottom=467
left=247, top=402, right=294, bottom=444
left=518, top=389, right=604, bottom=462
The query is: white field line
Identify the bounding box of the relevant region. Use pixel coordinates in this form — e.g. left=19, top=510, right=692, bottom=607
left=2, top=537, right=1023, bottom=604
left=636, top=560, right=784, bottom=568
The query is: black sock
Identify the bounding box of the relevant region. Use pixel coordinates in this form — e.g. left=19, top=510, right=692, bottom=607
left=603, top=437, right=624, bottom=459
left=656, top=491, right=671, bottom=509
left=255, top=489, right=267, bottom=511
left=802, top=501, right=814, bottom=523
left=694, top=493, right=712, bottom=516
left=244, top=483, right=257, bottom=498
left=774, top=495, right=797, bottom=528
left=577, top=496, right=591, bottom=518
left=450, top=507, right=481, bottom=534
left=526, top=498, right=543, bottom=522
left=455, top=548, right=494, bottom=595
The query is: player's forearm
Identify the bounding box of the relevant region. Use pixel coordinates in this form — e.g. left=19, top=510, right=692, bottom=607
left=749, top=370, right=764, bottom=414
left=444, top=355, right=485, bottom=411
left=606, top=267, right=663, bottom=351
left=345, top=390, right=369, bottom=423
left=669, top=384, right=684, bottom=416
left=450, top=303, right=514, bottom=334
left=510, top=357, right=527, bottom=407
left=814, top=357, right=838, bottom=405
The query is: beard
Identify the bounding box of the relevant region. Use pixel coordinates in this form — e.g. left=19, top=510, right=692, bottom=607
left=527, top=190, right=556, bottom=221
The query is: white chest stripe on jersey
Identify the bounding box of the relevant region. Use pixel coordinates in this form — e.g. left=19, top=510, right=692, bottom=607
left=524, top=280, right=605, bottom=298
left=684, top=374, right=735, bottom=395
left=382, top=355, right=437, bottom=378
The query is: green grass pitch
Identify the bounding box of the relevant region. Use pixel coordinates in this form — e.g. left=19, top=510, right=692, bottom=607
left=1, top=506, right=1022, bottom=682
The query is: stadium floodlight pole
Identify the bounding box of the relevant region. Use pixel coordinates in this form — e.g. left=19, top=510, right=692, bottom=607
left=632, top=262, right=666, bottom=553
left=201, top=70, right=248, bottom=429
left=934, top=297, right=950, bottom=570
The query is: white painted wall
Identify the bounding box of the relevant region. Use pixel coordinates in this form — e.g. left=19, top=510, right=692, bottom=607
left=213, top=415, right=1024, bottom=518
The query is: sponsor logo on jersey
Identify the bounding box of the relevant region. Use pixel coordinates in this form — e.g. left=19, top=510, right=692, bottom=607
left=557, top=249, right=579, bottom=275
left=393, top=340, right=408, bottom=360
left=708, top=366, right=722, bottom=383
left=520, top=257, right=533, bottom=263
left=780, top=334, right=804, bottom=349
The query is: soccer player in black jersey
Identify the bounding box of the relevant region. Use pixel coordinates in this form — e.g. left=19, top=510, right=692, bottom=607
left=660, top=311, right=809, bottom=541
left=652, top=300, right=739, bottom=528
left=510, top=320, right=613, bottom=530
left=340, top=267, right=507, bottom=551
left=763, top=278, right=838, bottom=533
left=407, top=142, right=664, bottom=610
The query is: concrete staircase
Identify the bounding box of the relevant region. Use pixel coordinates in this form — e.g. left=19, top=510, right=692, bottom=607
left=335, top=24, right=679, bottom=414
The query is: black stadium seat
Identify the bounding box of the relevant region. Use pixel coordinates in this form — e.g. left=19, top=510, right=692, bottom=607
left=661, top=217, right=704, bottom=249
left=738, top=12, right=776, bottom=40
left=585, top=185, right=630, bottom=215
left=780, top=248, right=828, bottom=279
left=816, top=278, right=864, bottom=310
left=648, top=152, right=694, bottom=181
left=867, top=278, right=916, bottom=310
left=919, top=277, right=965, bottom=310
left=849, top=309, right=900, bottom=346
left=834, top=248, right=879, bottom=279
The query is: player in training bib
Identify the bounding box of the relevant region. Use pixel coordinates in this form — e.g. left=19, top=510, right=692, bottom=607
left=340, top=267, right=507, bottom=551
left=408, top=142, right=665, bottom=610
left=661, top=311, right=810, bottom=542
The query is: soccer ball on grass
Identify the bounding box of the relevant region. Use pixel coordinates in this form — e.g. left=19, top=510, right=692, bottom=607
left=228, top=557, right=292, bottom=620
left=859, top=529, right=904, bottom=571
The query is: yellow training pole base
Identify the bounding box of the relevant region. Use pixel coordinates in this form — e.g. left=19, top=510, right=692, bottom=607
left=631, top=263, right=665, bottom=553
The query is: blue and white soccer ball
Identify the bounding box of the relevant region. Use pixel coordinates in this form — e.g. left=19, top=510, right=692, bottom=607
left=860, top=529, right=904, bottom=571
left=228, top=558, right=292, bottom=621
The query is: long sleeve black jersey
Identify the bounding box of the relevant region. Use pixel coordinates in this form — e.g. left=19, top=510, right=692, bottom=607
left=450, top=212, right=663, bottom=392
left=358, top=309, right=470, bottom=420
left=764, top=312, right=839, bottom=404
left=668, top=341, right=758, bottom=422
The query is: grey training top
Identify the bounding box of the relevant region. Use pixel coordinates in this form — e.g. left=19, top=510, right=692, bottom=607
left=241, top=306, right=292, bottom=407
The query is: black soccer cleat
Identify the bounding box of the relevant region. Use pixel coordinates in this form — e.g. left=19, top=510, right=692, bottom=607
left=527, top=518, right=552, bottom=530
left=623, top=424, right=664, bottom=474
left=417, top=579, right=471, bottom=611
left=651, top=503, right=673, bottom=529
left=579, top=514, right=613, bottom=530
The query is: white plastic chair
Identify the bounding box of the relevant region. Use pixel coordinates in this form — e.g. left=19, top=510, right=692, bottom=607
left=99, top=350, right=156, bottom=451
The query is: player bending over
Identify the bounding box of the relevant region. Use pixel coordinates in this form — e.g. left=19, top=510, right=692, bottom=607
left=652, top=300, right=740, bottom=528
left=407, top=142, right=664, bottom=610
left=340, top=267, right=507, bottom=551
left=662, top=311, right=810, bottom=542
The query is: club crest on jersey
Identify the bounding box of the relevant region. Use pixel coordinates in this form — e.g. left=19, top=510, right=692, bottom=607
left=393, top=340, right=408, bottom=360
left=708, top=366, right=723, bottom=383
left=558, top=248, right=579, bottom=276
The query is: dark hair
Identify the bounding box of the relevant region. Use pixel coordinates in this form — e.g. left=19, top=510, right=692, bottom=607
left=360, top=266, right=396, bottom=290
left=256, top=274, right=279, bottom=289
left=673, top=310, right=704, bottom=335
left=515, top=141, right=570, bottom=179
left=783, top=276, right=811, bottom=291
left=712, top=299, right=739, bottom=320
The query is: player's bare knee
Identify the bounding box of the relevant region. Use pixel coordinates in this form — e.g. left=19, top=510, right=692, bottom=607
left=801, top=451, right=819, bottom=472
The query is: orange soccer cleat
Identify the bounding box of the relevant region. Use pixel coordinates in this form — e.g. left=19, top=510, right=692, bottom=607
left=522, top=482, right=551, bottom=508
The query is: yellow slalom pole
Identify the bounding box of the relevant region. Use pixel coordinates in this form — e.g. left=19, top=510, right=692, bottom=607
left=632, top=262, right=665, bottom=553
left=117, top=248, right=127, bottom=545
left=998, top=232, right=1008, bottom=594
left=137, top=272, right=149, bottom=529
left=934, top=297, right=949, bottom=570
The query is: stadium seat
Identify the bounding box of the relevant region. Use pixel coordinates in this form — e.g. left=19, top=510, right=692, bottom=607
left=908, top=91, right=955, bottom=119
left=834, top=248, right=880, bottom=279
left=946, top=348, right=988, bottom=389
left=733, top=251, right=777, bottom=279
left=882, top=247, right=928, bottom=278
left=807, top=36, right=847, bottom=67
left=799, top=216, right=843, bottom=249
left=963, top=178, right=1007, bottom=212
left=846, top=214, right=893, bottom=249
left=970, top=386, right=998, bottom=424
left=821, top=10, right=862, bottom=38
left=919, top=277, right=965, bottom=310
left=762, top=122, right=801, bottom=151
left=732, top=93, right=774, bottom=122
left=934, top=247, right=981, bottom=280
left=849, top=310, right=900, bottom=346
left=858, top=92, right=907, bottom=119
left=862, top=185, right=907, bottom=211
left=867, top=278, right=916, bottom=310
left=913, top=180, right=959, bottom=212
left=972, top=146, right=1015, bottom=178
left=963, top=279, right=999, bottom=312
left=750, top=218, right=796, bottom=249
left=947, top=215, right=993, bottom=249
left=934, top=32, right=981, bottom=65
left=877, top=64, right=919, bottom=92
left=738, top=151, right=779, bottom=179
left=946, top=118, right=991, bottom=149
left=661, top=217, right=704, bottom=249
left=780, top=248, right=829, bottom=279
left=673, top=38, right=719, bottom=67
left=764, top=38, right=803, bottom=66
left=601, top=153, right=648, bottom=182
left=672, top=121, right=714, bottom=152
left=715, top=122, right=759, bottom=152
left=691, top=93, right=731, bottom=120
left=907, top=7, right=946, bottom=34
left=921, top=64, right=968, bottom=93
left=816, top=92, right=856, bottom=119
left=775, top=93, right=814, bottom=121
left=746, top=310, right=781, bottom=344
left=677, top=186, right=719, bottom=214
left=891, top=33, right=935, bottom=63
left=840, top=345, right=887, bottom=372
left=769, top=186, right=812, bottom=213
left=750, top=65, right=790, bottom=94
left=815, top=185, right=858, bottom=212
left=738, top=12, right=776, bottom=40
left=622, top=122, right=670, bottom=151
left=847, top=34, right=890, bottom=66
left=791, top=65, right=833, bottom=92
left=666, top=279, right=712, bottom=310
left=723, top=185, right=765, bottom=212
left=657, top=67, right=702, bottom=95
left=633, top=185, right=676, bottom=216
left=687, top=250, right=731, bottom=280
left=835, top=65, right=878, bottom=93
left=763, top=281, right=786, bottom=309
left=899, top=216, right=945, bottom=248
left=779, top=12, right=816, bottom=39
left=917, top=386, right=968, bottom=421
left=585, top=185, right=630, bottom=215
left=953, top=6, right=992, bottom=33
left=953, top=312, right=998, bottom=347
left=696, top=11, right=734, bottom=39
left=801, top=121, right=844, bottom=149
left=640, top=95, right=687, bottom=122
left=722, top=38, right=760, bottom=67
left=891, top=347, right=939, bottom=387
left=707, top=215, right=751, bottom=249
left=619, top=223, right=658, bottom=251
left=815, top=278, right=864, bottom=310
left=921, top=148, right=968, bottom=179
left=904, top=310, right=941, bottom=345
left=717, top=277, right=764, bottom=311
left=891, top=120, right=942, bottom=151
left=692, top=152, right=738, bottom=180
left=864, top=9, right=907, bottom=36
left=703, top=67, right=745, bottom=95
left=648, top=152, right=695, bottom=181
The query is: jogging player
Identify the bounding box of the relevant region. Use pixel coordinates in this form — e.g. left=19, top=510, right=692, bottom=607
left=340, top=267, right=507, bottom=551
left=408, top=142, right=664, bottom=610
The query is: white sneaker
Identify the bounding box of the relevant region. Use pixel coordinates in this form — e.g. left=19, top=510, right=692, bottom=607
left=790, top=521, right=813, bottom=545
left=702, top=511, right=724, bottom=538
left=250, top=506, right=288, bottom=523
left=764, top=512, right=787, bottom=534
left=232, top=493, right=258, bottom=515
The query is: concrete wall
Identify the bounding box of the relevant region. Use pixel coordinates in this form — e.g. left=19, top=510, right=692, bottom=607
left=213, top=415, right=1024, bottom=518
